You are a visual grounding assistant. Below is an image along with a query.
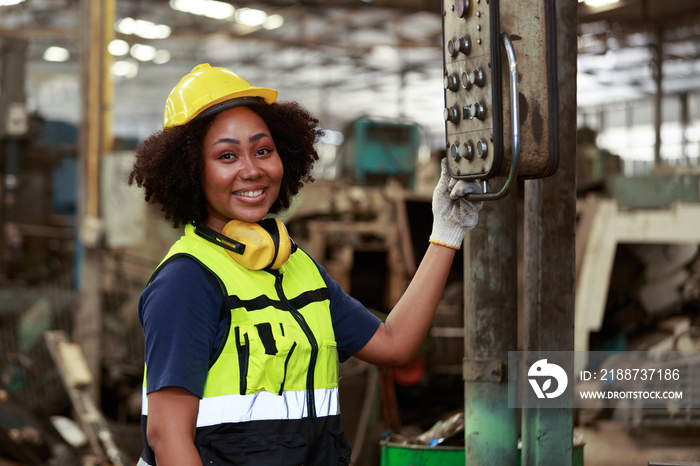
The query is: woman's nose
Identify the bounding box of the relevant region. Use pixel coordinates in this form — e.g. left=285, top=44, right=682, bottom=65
left=239, top=155, right=263, bottom=179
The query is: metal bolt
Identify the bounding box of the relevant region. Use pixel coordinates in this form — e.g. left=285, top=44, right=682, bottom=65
left=457, top=36, right=471, bottom=55
left=443, top=105, right=460, bottom=123
left=443, top=73, right=460, bottom=92
left=462, top=69, right=484, bottom=89
left=448, top=39, right=457, bottom=57
left=477, top=138, right=488, bottom=158
left=462, top=71, right=472, bottom=90
left=455, top=0, right=470, bottom=18
left=450, top=143, right=461, bottom=161
left=474, top=101, right=487, bottom=121
left=473, top=67, right=486, bottom=87
left=464, top=140, right=475, bottom=161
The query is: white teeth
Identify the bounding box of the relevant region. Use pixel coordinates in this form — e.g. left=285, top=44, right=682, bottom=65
left=235, top=189, right=264, bottom=198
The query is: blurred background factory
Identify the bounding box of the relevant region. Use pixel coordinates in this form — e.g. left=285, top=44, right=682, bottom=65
left=1, top=0, right=700, bottom=465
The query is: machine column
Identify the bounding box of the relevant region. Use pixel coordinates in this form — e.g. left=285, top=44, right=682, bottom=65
left=521, top=0, right=578, bottom=464
left=463, top=182, right=519, bottom=465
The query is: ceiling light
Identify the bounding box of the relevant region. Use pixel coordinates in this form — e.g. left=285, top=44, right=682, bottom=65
left=137, top=21, right=171, bottom=40
left=43, top=46, right=70, bottom=62
left=153, top=49, right=171, bottom=65
left=112, top=60, right=139, bottom=78
left=130, top=43, right=157, bottom=62
left=0, top=0, right=25, bottom=5
left=582, top=0, right=619, bottom=6
left=170, top=0, right=235, bottom=20
left=115, top=17, right=136, bottom=34
left=235, top=8, right=267, bottom=27
left=115, top=17, right=171, bottom=40
left=263, top=14, right=284, bottom=30
left=108, top=39, right=130, bottom=57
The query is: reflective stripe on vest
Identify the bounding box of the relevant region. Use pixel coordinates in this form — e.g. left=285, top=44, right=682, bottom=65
left=142, top=386, right=340, bottom=427
left=142, top=224, right=339, bottom=427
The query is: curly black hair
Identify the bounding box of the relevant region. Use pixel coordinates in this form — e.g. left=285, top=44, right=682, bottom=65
left=128, top=101, right=323, bottom=227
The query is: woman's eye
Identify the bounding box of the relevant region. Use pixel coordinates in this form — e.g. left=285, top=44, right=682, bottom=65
left=257, top=147, right=272, bottom=157
left=219, top=152, right=236, bottom=160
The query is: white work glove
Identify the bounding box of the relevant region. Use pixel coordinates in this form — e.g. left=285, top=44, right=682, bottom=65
left=429, top=158, right=483, bottom=249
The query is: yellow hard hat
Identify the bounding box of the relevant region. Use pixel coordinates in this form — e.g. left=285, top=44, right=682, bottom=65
left=163, top=63, right=278, bottom=128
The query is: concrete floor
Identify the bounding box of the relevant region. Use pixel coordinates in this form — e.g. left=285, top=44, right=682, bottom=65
left=576, top=420, right=700, bottom=466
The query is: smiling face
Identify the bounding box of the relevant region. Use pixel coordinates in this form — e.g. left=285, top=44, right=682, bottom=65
left=201, top=106, right=284, bottom=232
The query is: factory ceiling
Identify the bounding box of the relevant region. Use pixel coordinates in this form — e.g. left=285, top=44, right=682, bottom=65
left=1, top=0, right=699, bottom=143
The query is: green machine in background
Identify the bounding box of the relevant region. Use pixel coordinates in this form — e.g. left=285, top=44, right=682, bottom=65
left=340, top=117, right=421, bottom=189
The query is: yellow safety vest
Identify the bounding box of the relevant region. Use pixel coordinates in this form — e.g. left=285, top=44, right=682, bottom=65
left=140, top=224, right=349, bottom=466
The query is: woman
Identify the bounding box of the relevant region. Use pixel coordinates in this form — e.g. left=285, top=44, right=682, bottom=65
left=129, top=63, right=480, bottom=466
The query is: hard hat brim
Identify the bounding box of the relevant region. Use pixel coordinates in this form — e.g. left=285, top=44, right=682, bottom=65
left=197, top=86, right=278, bottom=114
left=195, top=96, right=272, bottom=122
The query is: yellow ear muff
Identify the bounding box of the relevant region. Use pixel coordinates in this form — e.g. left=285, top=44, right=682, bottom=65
left=221, top=218, right=292, bottom=271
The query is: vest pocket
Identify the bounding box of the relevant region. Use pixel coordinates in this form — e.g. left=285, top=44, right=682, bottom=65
left=318, top=341, right=339, bottom=388
left=278, top=342, right=297, bottom=395
left=234, top=327, right=249, bottom=395
left=239, top=324, right=297, bottom=395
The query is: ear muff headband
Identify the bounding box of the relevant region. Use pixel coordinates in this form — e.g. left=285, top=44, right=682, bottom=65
left=260, top=218, right=294, bottom=270
left=194, top=219, right=295, bottom=271
left=258, top=218, right=282, bottom=269
left=193, top=221, right=246, bottom=255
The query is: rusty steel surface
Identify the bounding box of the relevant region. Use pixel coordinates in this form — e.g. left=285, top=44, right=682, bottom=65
left=499, top=0, right=559, bottom=179
left=522, top=0, right=576, bottom=355
left=521, top=0, right=577, bottom=464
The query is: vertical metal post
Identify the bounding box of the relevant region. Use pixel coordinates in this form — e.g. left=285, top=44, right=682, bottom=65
left=75, top=0, right=115, bottom=401
left=521, top=0, right=577, bottom=464
left=652, top=26, right=664, bottom=167
left=463, top=181, right=519, bottom=465
left=0, top=39, right=29, bottom=282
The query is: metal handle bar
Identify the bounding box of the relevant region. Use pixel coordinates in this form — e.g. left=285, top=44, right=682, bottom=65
left=466, top=32, right=520, bottom=201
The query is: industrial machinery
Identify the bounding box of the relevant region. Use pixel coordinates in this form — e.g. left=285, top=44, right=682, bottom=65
left=442, top=0, right=560, bottom=199
left=340, top=117, right=422, bottom=189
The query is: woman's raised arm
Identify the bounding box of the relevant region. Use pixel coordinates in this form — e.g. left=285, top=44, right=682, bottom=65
left=354, top=159, right=482, bottom=367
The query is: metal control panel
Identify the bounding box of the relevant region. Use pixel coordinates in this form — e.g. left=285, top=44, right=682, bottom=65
left=442, top=0, right=503, bottom=181
left=443, top=0, right=560, bottom=195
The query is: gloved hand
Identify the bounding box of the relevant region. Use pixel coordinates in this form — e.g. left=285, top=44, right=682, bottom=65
left=429, top=158, right=483, bottom=249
